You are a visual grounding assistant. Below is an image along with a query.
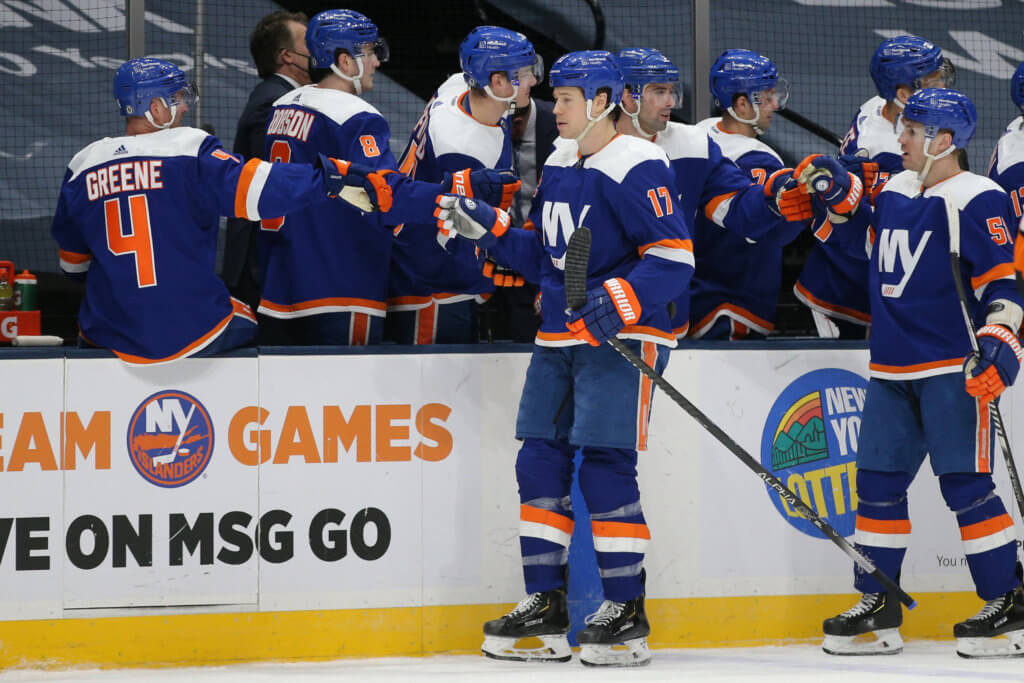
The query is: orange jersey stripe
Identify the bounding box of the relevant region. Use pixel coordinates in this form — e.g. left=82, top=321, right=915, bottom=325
left=113, top=309, right=234, bottom=365
left=855, top=516, right=911, bottom=535
left=58, top=249, right=92, bottom=264
left=259, top=297, right=387, bottom=313
left=868, top=357, right=963, bottom=375
left=960, top=513, right=1014, bottom=541
left=694, top=303, right=774, bottom=335
left=703, top=191, right=738, bottom=221
left=415, top=303, right=437, bottom=345
left=521, top=504, right=574, bottom=534
left=794, top=281, right=872, bottom=323
left=638, top=238, right=694, bottom=257
left=234, top=158, right=262, bottom=219
left=591, top=520, right=651, bottom=539
left=970, top=263, right=1015, bottom=291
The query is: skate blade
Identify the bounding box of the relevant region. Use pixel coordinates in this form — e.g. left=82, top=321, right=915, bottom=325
left=822, top=629, right=903, bottom=656
left=579, top=638, right=651, bottom=667
left=956, top=629, right=1024, bottom=659
left=481, top=635, right=572, bottom=663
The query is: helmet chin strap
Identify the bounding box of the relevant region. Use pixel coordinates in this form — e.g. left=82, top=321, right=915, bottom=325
left=484, top=83, right=517, bottom=110
left=144, top=97, right=177, bottom=130
left=726, top=100, right=764, bottom=136
left=918, top=128, right=956, bottom=182
left=625, top=102, right=658, bottom=138
left=332, top=55, right=365, bottom=95
left=575, top=99, right=617, bottom=146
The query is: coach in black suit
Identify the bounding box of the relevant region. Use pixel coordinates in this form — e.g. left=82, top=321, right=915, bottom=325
left=222, top=11, right=310, bottom=312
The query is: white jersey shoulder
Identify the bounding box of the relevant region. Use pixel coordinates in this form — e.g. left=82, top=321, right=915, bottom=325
left=427, top=91, right=506, bottom=168
left=848, top=96, right=901, bottom=159
left=697, top=117, right=782, bottom=165
left=67, top=127, right=209, bottom=181
left=544, top=136, right=579, bottom=169
left=653, top=121, right=709, bottom=161
left=994, top=116, right=1024, bottom=176
left=434, top=73, right=468, bottom=101
left=273, top=84, right=382, bottom=126
left=885, top=170, right=1003, bottom=209
left=584, top=134, right=671, bottom=184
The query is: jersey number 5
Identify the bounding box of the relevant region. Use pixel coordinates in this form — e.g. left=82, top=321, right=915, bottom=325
left=646, top=186, right=674, bottom=218
left=261, top=140, right=292, bottom=232
left=105, top=195, right=156, bottom=288
left=987, top=216, right=1010, bottom=245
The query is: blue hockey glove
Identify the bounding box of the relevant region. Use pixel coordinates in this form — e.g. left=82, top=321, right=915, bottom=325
left=434, top=195, right=510, bottom=249
left=316, top=153, right=394, bottom=212
left=565, top=278, right=641, bottom=346
left=795, top=154, right=863, bottom=215
left=442, top=168, right=521, bottom=211
left=965, top=325, right=1023, bottom=403
left=838, top=154, right=881, bottom=191
left=764, top=168, right=813, bottom=222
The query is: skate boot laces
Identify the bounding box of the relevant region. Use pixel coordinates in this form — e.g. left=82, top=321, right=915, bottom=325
left=966, top=594, right=1009, bottom=623
left=509, top=592, right=543, bottom=618
left=585, top=600, right=625, bottom=627
left=840, top=593, right=883, bottom=619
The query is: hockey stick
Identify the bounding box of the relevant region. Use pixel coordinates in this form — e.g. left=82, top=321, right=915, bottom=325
left=944, top=196, right=1024, bottom=520
left=778, top=109, right=843, bottom=148
left=563, top=226, right=916, bottom=609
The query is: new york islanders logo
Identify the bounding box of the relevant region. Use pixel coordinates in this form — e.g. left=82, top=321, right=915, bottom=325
left=127, top=390, right=214, bottom=488
left=760, top=369, right=866, bottom=539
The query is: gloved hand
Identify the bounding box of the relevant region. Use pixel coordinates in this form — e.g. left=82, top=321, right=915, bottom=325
left=965, top=324, right=1024, bottom=402
left=838, top=154, right=881, bottom=191
left=483, top=259, right=525, bottom=287
left=317, top=153, right=394, bottom=212
left=795, top=154, right=863, bottom=215
left=442, top=168, right=521, bottom=211
left=565, top=278, right=641, bottom=346
left=434, top=195, right=510, bottom=249
left=764, top=168, right=813, bottom=222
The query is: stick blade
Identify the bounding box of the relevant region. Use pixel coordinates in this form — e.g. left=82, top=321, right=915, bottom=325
left=564, top=227, right=592, bottom=311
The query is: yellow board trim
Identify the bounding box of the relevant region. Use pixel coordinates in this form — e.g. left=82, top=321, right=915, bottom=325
left=0, top=592, right=985, bottom=671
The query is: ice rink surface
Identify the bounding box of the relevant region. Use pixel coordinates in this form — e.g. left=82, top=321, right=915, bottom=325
left=1, top=642, right=1023, bottom=682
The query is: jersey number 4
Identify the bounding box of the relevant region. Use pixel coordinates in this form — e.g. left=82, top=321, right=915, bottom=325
left=105, top=195, right=156, bottom=288
left=646, top=186, right=674, bottom=217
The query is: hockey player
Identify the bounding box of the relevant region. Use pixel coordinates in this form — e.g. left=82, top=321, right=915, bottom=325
left=614, top=48, right=806, bottom=339
left=797, top=35, right=954, bottom=338
left=50, top=57, right=375, bottom=364
left=989, top=61, right=1024, bottom=228
left=387, top=25, right=536, bottom=344
left=796, top=89, right=1024, bottom=658
left=433, top=50, right=691, bottom=666
left=257, top=10, right=518, bottom=345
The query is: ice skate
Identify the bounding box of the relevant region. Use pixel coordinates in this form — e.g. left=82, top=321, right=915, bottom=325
left=822, top=592, right=903, bottom=655
left=577, top=594, right=651, bottom=667
left=481, top=587, right=571, bottom=662
left=954, top=585, right=1024, bottom=658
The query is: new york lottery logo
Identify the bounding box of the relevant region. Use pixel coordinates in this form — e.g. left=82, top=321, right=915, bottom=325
left=127, top=390, right=214, bottom=488
left=760, top=369, right=867, bottom=539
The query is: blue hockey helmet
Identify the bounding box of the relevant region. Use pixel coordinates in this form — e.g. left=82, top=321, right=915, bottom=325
left=305, top=9, right=389, bottom=70
left=459, top=26, right=542, bottom=92
left=903, top=88, right=977, bottom=148
left=618, top=47, right=682, bottom=104
left=113, top=57, right=196, bottom=117
left=549, top=50, right=624, bottom=105
left=870, top=35, right=948, bottom=101
left=1012, top=61, right=1024, bottom=114
left=709, top=49, right=789, bottom=110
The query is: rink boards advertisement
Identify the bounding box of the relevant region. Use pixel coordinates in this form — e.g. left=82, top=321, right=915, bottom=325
left=0, top=347, right=1021, bottom=662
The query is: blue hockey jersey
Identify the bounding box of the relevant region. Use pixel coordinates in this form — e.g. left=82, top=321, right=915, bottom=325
left=829, top=170, right=1020, bottom=378
left=258, top=85, right=440, bottom=320
left=390, top=76, right=516, bottom=308
left=488, top=134, right=693, bottom=347
left=989, top=115, right=1024, bottom=223
left=687, top=118, right=796, bottom=338
left=51, top=127, right=330, bottom=364
left=796, top=96, right=903, bottom=327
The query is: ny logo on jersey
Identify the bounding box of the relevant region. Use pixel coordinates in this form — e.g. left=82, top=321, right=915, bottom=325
left=542, top=200, right=591, bottom=270
left=877, top=228, right=932, bottom=298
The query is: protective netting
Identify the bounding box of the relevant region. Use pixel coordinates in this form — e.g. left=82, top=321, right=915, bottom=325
left=2, top=1, right=1021, bottom=336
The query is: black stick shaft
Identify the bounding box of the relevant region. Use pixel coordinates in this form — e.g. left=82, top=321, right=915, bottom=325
left=778, top=108, right=843, bottom=148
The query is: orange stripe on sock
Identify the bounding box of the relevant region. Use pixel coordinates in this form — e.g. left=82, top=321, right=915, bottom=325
left=591, top=520, right=651, bottom=539
left=520, top=505, right=574, bottom=534
left=960, top=513, right=1014, bottom=541
left=855, top=516, right=911, bottom=534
